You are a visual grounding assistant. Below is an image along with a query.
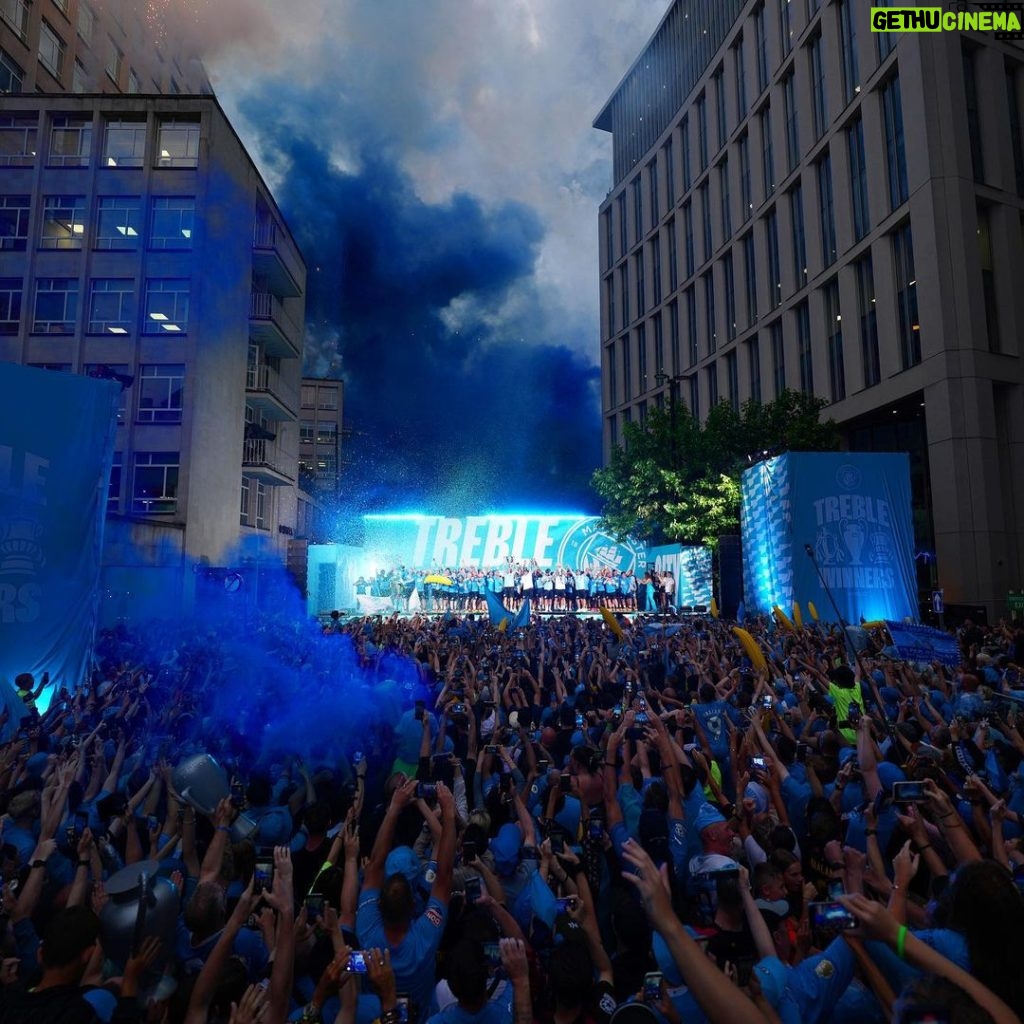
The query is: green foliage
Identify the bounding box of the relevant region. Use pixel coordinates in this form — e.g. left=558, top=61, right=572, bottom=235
left=593, top=390, right=839, bottom=549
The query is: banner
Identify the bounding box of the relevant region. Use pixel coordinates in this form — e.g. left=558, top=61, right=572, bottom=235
left=741, top=453, right=917, bottom=624
left=884, top=621, right=961, bottom=668
left=647, top=544, right=713, bottom=607
left=0, top=364, right=119, bottom=696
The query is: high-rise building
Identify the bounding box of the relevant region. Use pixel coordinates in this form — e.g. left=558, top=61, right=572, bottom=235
left=595, top=1, right=1024, bottom=618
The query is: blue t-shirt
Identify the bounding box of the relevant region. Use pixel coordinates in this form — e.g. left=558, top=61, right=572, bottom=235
left=426, top=992, right=514, bottom=1024
left=175, top=920, right=268, bottom=980
left=357, top=888, right=448, bottom=1022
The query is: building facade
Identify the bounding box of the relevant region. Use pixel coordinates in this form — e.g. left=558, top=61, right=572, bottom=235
left=596, top=0, right=1024, bottom=617
left=299, top=377, right=344, bottom=500
left=0, top=93, right=306, bottom=616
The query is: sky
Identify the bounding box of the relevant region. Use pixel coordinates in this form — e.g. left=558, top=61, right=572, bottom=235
left=183, top=0, right=668, bottom=516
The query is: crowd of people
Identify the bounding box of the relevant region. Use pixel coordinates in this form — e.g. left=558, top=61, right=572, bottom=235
left=1, top=604, right=1024, bottom=1024
left=355, top=564, right=684, bottom=615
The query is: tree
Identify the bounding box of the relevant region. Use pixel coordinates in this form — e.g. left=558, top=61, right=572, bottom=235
left=592, top=389, right=839, bottom=549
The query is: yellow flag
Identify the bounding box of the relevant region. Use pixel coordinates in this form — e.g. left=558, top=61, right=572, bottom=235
left=732, top=627, right=768, bottom=673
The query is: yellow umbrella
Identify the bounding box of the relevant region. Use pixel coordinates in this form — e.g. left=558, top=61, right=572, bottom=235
left=732, top=627, right=768, bottom=673
left=424, top=574, right=453, bottom=586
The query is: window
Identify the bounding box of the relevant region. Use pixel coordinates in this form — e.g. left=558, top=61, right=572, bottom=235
left=84, top=364, right=130, bottom=423
left=87, top=278, right=134, bottom=334
left=669, top=298, right=680, bottom=373
left=704, top=271, right=717, bottom=355
left=689, top=375, right=700, bottom=420
left=49, top=115, right=92, bottom=167
left=609, top=414, right=618, bottom=449
left=605, top=276, right=615, bottom=336
left=617, top=193, right=627, bottom=257
left=892, top=221, right=920, bottom=368
left=796, top=302, right=812, bottom=393
left=95, top=196, right=142, bottom=249
left=765, top=208, right=781, bottom=309
left=603, top=209, right=613, bottom=270
left=0, top=47, right=22, bottom=93
left=52, top=0, right=66, bottom=12
left=723, top=252, right=736, bottom=341
left=106, top=38, right=123, bottom=84
left=809, top=33, right=828, bottom=139
left=620, top=263, right=630, bottom=327
left=240, top=476, right=250, bottom=526
left=132, top=452, right=179, bottom=514
left=681, top=114, right=692, bottom=191
left=149, top=196, right=194, bottom=248
left=697, top=93, right=708, bottom=171
left=754, top=4, right=768, bottom=93
left=838, top=0, right=859, bottom=104
left=0, top=277, right=21, bottom=334
left=667, top=217, right=678, bottom=290
left=72, top=59, right=88, bottom=93
left=128, top=69, right=141, bottom=94
left=714, top=69, right=727, bottom=150
left=760, top=104, right=774, bottom=199
left=685, top=285, right=698, bottom=365
left=1007, top=63, right=1024, bottom=196
left=977, top=205, right=1000, bottom=352
left=743, top=232, right=757, bottom=326
left=780, top=0, right=793, bottom=56
left=739, top=133, right=752, bottom=222
left=301, top=384, right=316, bottom=407
left=40, top=195, right=86, bottom=249
left=855, top=252, right=880, bottom=387
left=632, top=175, right=642, bottom=240
left=637, top=323, right=647, bottom=392
left=650, top=237, right=662, bottom=306
left=734, top=35, right=747, bottom=122
left=770, top=320, right=786, bottom=397
left=1, top=0, right=29, bottom=41
left=683, top=201, right=695, bottom=277
left=847, top=116, right=869, bottom=241
left=103, top=119, right=146, bottom=167
left=38, top=20, right=66, bottom=81
left=0, top=195, right=30, bottom=250
left=824, top=278, right=845, bottom=401
left=108, top=452, right=122, bottom=513
left=790, top=184, right=807, bottom=289
left=0, top=115, right=36, bottom=165
left=622, top=334, right=632, bottom=398
left=783, top=72, right=799, bottom=171
left=635, top=251, right=645, bottom=315
left=156, top=117, right=199, bottom=168
left=317, top=420, right=337, bottom=444
left=143, top=278, right=189, bottom=334
left=137, top=364, right=184, bottom=423
left=748, top=334, right=762, bottom=402
left=700, top=182, right=713, bottom=260
left=648, top=157, right=659, bottom=225
left=882, top=76, right=908, bottom=210
left=962, top=47, right=984, bottom=183
left=77, top=2, right=93, bottom=42
left=817, top=154, right=836, bottom=267
left=719, top=158, right=732, bottom=238
left=877, top=0, right=898, bottom=59
left=706, top=363, right=719, bottom=407
left=32, top=277, right=78, bottom=334
left=607, top=342, right=618, bottom=406
left=654, top=312, right=665, bottom=373
left=726, top=350, right=740, bottom=411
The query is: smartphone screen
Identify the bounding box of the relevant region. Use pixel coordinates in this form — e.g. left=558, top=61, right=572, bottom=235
left=643, top=972, right=663, bottom=1002
left=810, top=901, right=857, bottom=930
left=345, top=951, right=369, bottom=973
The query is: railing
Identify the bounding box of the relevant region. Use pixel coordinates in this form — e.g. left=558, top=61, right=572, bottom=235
left=242, top=438, right=294, bottom=481
left=253, top=219, right=276, bottom=248
left=249, top=290, right=300, bottom=340
left=245, top=363, right=298, bottom=413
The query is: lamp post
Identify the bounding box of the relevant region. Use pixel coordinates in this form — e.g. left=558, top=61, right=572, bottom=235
left=654, top=370, right=686, bottom=468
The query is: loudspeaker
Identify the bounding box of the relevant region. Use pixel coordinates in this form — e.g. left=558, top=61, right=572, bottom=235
left=718, top=534, right=743, bottom=620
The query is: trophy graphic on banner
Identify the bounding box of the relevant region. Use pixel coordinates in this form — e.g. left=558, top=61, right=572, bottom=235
left=0, top=517, right=45, bottom=576
left=840, top=519, right=866, bottom=566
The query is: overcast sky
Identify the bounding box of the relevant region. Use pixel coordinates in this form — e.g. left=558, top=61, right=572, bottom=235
left=193, top=0, right=669, bottom=513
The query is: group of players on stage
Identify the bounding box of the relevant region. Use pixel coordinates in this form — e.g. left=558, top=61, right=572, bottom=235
left=354, top=561, right=678, bottom=614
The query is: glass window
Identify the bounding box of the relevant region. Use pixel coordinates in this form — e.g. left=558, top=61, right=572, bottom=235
left=796, top=301, right=812, bottom=393
left=616, top=193, right=627, bottom=258
left=0, top=47, right=22, bottom=94
left=95, top=196, right=142, bottom=249
left=650, top=237, right=662, bottom=306
left=107, top=452, right=121, bottom=512
left=603, top=209, right=613, bottom=271
left=704, top=271, right=717, bottom=355
left=824, top=277, right=845, bottom=401
left=669, top=298, right=680, bottom=373
left=648, top=157, right=659, bottom=225
left=739, top=132, right=752, bottom=222
left=0, top=277, right=22, bottom=335
left=719, top=157, right=732, bottom=238
left=72, top=59, right=88, bottom=93
left=606, top=275, right=615, bottom=335
left=706, top=363, right=719, bottom=407
left=683, top=200, right=694, bottom=277
left=143, top=278, right=189, bottom=334
left=734, top=35, right=747, bottom=122
left=32, top=277, right=78, bottom=334
left=754, top=4, right=768, bottom=93
left=962, top=47, right=984, bottom=183
left=106, top=38, right=123, bottom=84
left=84, top=364, right=130, bottom=422
left=637, top=323, right=647, bottom=392
left=892, top=221, right=920, bottom=368
left=622, top=334, right=632, bottom=398
left=743, top=232, right=757, bottom=326
left=838, top=0, right=860, bottom=104
left=654, top=311, right=665, bottom=373
left=632, top=175, right=642, bottom=240
left=0, top=195, right=30, bottom=250
left=697, top=93, right=708, bottom=171
left=1007, top=62, right=1024, bottom=196
left=877, top=0, right=899, bottom=59
left=681, top=114, right=692, bottom=191
left=700, top=183, right=713, bottom=261
left=686, top=285, right=698, bottom=365
left=301, top=385, right=316, bottom=407
left=748, top=334, right=762, bottom=402
left=137, top=364, right=184, bottom=423
left=318, top=387, right=339, bottom=411
left=761, top=104, right=774, bottom=199
left=847, top=116, right=870, bottom=241
left=132, top=452, right=179, bottom=514
left=714, top=69, right=727, bottom=150
left=49, top=114, right=92, bottom=167
left=882, top=76, right=908, bottom=210
left=780, top=0, right=793, bottom=57
left=240, top=475, right=250, bottom=526
left=38, top=20, right=66, bottom=81
left=87, top=278, right=134, bottom=334
left=635, top=251, right=645, bottom=315
left=689, top=375, right=700, bottom=420
left=40, top=196, right=86, bottom=249
left=150, top=196, right=194, bottom=248
left=0, top=115, right=36, bottom=165
left=620, top=263, right=630, bottom=327
left=77, top=3, right=94, bottom=42
left=790, top=183, right=807, bottom=289
left=103, top=119, right=146, bottom=167
left=766, top=208, right=781, bottom=310
left=783, top=72, right=799, bottom=171
left=977, top=205, right=1000, bottom=352
left=667, top=217, right=678, bottom=291
left=1, top=0, right=30, bottom=41
left=156, top=117, right=199, bottom=168
left=726, top=350, right=740, bottom=411
left=770, top=319, right=786, bottom=397
left=855, top=252, right=880, bottom=387
left=809, top=32, right=828, bottom=139
left=817, top=154, right=837, bottom=267
left=128, top=68, right=141, bottom=94
left=723, top=252, right=736, bottom=342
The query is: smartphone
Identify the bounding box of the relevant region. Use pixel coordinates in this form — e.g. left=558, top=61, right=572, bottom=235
left=735, top=957, right=756, bottom=987
left=796, top=742, right=811, bottom=764
left=892, top=780, right=927, bottom=803
left=65, top=824, right=79, bottom=847
left=353, top=751, right=363, bottom=765
left=537, top=758, right=550, bottom=771
left=483, top=941, right=502, bottom=968
left=760, top=694, right=774, bottom=710
left=847, top=702, right=862, bottom=725
left=589, top=819, right=605, bottom=840
left=555, top=896, right=578, bottom=914
left=415, top=701, right=425, bottom=722
left=465, top=875, right=482, bottom=902
left=559, top=773, right=572, bottom=793
left=485, top=744, right=499, bottom=754
left=450, top=702, right=467, bottom=716
left=416, top=782, right=437, bottom=800
left=550, top=835, right=565, bottom=855
left=230, top=779, right=246, bottom=808
left=395, top=998, right=410, bottom=1024
left=575, top=712, right=585, bottom=728
left=305, top=895, right=325, bottom=918
left=345, top=950, right=369, bottom=973
left=643, top=972, right=663, bottom=1003
left=750, top=755, right=769, bottom=772
left=463, top=839, right=478, bottom=863
left=147, top=815, right=160, bottom=833
left=827, top=878, right=846, bottom=900
left=810, top=901, right=857, bottom=930
left=254, top=859, right=274, bottom=894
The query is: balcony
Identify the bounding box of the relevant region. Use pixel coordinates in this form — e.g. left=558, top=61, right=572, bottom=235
left=242, top=437, right=295, bottom=486
left=245, top=363, right=298, bottom=421
left=252, top=219, right=302, bottom=298
left=249, top=291, right=301, bottom=359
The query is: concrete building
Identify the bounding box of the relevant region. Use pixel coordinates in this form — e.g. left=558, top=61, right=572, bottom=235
left=0, top=93, right=306, bottom=616
left=595, top=0, right=1024, bottom=618
left=299, top=377, right=344, bottom=501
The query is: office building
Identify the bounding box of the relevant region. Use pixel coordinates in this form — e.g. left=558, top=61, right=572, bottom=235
left=595, top=0, right=1024, bottom=617
left=299, top=377, right=344, bottom=500
left=0, top=92, right=306, bottom=616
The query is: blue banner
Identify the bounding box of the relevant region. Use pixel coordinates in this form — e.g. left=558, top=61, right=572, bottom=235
left=647, top=543, right=713, bottom=607
left=884, top=621, right=961, bottom=668
left=741, top=453, right=917, bottom=624
left=0, top=365, right=119, bottom=696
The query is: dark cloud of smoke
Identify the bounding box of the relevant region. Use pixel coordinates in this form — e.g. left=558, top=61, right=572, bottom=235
left=237, top=84, right=603, bottom=521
